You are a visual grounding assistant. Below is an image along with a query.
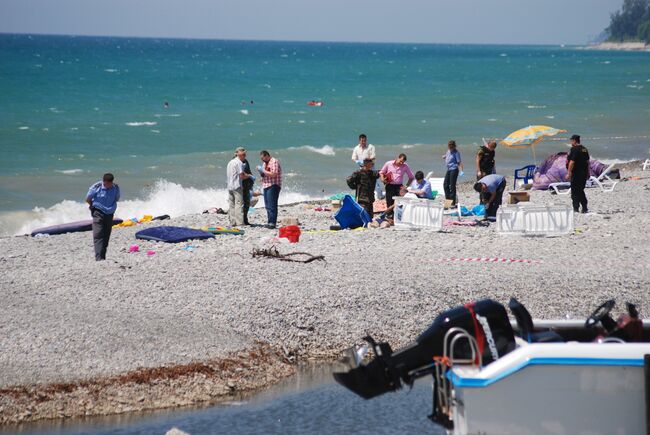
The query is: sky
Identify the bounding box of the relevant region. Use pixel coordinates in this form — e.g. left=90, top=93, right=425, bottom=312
left=0, top=0, right=623, bottom=45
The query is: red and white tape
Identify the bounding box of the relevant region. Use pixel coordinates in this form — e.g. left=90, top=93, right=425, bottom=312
left=432, top=257, right=542, bottom=264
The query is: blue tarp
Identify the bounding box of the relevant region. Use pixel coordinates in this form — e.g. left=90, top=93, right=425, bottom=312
left=334, top=195, right=371, bottom=229
left=135, top=226, right=215, bottom=243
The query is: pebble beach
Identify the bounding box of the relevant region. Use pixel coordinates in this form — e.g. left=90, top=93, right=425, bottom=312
left=1, top=161, right=650, bottom=424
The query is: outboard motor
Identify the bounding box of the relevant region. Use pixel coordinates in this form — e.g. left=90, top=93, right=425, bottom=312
left=333, top=299, right=516, bottom=400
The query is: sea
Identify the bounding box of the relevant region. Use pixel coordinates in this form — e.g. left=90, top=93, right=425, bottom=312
left=1, top=34, right=649, bottom=236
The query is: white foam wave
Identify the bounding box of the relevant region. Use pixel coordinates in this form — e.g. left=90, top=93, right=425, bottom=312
left=240, top=109, right=249, bottom=115
left=55, top=169, right=84, bottom=175
left=18, top=126, right=29, bottom=130
left=125, top=121, right=157, bottom=126
left=8, top=180, right=317, bottom=236
left=289, top=145, right=336, bottom=156
left=598, top=158, right=637, bottom=165
left=527, top=105, right=547, bottom=109
left=104, top=68, right=118, bottom=73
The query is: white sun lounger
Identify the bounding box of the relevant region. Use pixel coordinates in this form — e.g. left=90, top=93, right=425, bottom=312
left=642, top=159, right=650, bottom=171
left=587, top=163, right=618, bottom=192
left=549, top=163, right=618, bottom=194
left=548, top=182, right=571, bottom=195
left=428, top=177, right=445, bottom=201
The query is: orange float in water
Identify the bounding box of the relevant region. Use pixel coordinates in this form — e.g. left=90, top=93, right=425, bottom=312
left=307, top=101, right=323, bottom=107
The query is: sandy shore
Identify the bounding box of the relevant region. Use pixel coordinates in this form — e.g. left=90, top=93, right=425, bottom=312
left=1, top=161, right=650, bottom=424
left=584, top=42, right=650, bottom=52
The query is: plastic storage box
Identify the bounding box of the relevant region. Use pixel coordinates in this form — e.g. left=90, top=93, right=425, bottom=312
left=496, top=203, right=574, bottom=236
left=394, top=197, right=444, bottom=231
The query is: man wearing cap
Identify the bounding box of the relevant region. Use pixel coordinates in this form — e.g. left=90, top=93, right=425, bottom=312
left=227, top=147, right=253, bottom=226
left=566, top=134, right=590, bottom=213
left=86, top=173, right=120, bottom=261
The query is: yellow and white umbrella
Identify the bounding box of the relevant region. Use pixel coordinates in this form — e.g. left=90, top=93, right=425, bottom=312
left=501, top=125, right=567, bottom=164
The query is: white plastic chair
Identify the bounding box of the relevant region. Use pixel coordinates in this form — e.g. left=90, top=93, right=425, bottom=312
left=427, top=177, right=445, bottom=201
left=588, top=163, right=618, bottom=192
left=642, top=159, right=650, bottom=171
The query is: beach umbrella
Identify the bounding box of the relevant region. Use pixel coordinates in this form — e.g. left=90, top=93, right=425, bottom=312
left=500, top=125, right=567, bottom=165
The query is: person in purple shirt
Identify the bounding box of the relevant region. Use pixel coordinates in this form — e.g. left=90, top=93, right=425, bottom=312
left=442, top=140, right=464, bottom=206
left=474, top=173, right=506, bottom=219
left=379, top=153, right=414, bottom=218
left=86, top=173, right=120, bottom=261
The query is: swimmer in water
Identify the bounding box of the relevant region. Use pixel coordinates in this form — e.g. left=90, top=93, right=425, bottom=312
left=163, top=101, right=169, bottom=109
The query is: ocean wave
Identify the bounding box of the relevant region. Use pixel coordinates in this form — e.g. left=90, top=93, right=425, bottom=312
left=55, top=169, right=84, bottom=175
left=598, top=158, right=637, bottom=165
left=527, top=105, right=547, bottom=109
left=18, top=126, right=29, bottom=130
left=125, top=121, right=157, bottom=126
left=104, top=68, right=118, bottom=73
left=289, top=145, right=336, bottom=156
left=9, top=180, right=317, bottom=236
left=240, top=109, right=249, bottom=115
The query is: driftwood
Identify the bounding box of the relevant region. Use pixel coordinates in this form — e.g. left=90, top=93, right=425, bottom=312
left=252, top=246, right=325, bottom=264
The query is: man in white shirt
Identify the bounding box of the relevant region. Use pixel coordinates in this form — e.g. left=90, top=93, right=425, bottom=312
left=226, top=147, right=253, bottom=226
left=351, top=134, right=376, bottom=166
left=352, top=134, right=383, bottom=199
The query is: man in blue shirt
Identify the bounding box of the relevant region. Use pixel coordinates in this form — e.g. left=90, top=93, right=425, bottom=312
left=474, top=174, right=506, bottom=219
left=408, top=171, right=434, bottom=199
left=86, top=173, right=120, bottom=260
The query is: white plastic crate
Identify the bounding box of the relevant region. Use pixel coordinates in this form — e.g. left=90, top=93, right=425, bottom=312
left=496, top=203, right=574, bottom=236
left=394, top=197, right=444, bottom=231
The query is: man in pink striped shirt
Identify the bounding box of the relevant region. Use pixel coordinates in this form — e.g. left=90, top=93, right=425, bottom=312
left=379, top=153, right=414, bottom=218
left=258, top=150, right=282, bottom=229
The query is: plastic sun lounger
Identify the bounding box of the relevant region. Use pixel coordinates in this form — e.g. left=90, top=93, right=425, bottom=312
left=587, top=163, right=618, bottom=192
left=642, top=159, right=650, bottom=171
left=548, top=182, right=571, bottom=195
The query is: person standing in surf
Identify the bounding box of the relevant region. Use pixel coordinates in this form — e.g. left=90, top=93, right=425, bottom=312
left=86, top=173, right=120, bottom=261
left=258, top=150, right=282, bottom=229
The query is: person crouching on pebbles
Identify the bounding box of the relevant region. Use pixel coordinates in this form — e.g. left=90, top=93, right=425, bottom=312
left=474, top=174, right=506, bottom=219
left=86, top=173, right=120, bottom=261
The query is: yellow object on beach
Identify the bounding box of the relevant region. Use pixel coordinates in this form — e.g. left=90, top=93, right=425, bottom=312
left=501, top=125, right=567, bottom=163
left=113, top=214, right=154, bottom=228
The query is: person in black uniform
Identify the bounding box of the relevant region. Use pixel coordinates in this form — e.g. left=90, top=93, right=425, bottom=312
left=476, top=140, right=497, bottom=180
left=566, top=134, right=590, bottom=213
left=241, top=151, right=255, bottom=225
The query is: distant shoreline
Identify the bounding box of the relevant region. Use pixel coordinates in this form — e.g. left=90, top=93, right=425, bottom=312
left=584, top=41, right=650, bottom=52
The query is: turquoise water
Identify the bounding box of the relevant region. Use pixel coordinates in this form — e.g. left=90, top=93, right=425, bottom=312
left=1, top=34, right=649, bottom=234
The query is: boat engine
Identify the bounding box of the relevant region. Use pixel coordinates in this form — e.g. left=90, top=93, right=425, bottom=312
left=333, top=299, right=516, bottom=400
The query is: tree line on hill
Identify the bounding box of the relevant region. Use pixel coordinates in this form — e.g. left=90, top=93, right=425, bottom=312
left=607, top=0, right=650, bottom=43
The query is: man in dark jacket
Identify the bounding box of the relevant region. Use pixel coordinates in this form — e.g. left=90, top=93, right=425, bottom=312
left=349, top=159, right=379, bottom=217
left=566, top=134, right=590, bottom=213
left=241, top=153, right=255, bottom=225
left=476, top=140, right=497, bottom=180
